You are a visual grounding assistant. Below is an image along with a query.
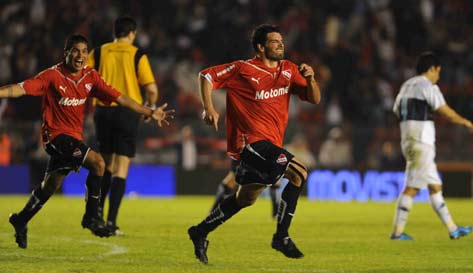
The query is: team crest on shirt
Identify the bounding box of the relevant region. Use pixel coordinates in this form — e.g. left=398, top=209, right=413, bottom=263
left=282, top=70, right=292, bottom=80
left=85, top=83, right=92, bottom=92
left=276, top=154, right=288, bottom=165
left=72, top=148, right=82, bottom=158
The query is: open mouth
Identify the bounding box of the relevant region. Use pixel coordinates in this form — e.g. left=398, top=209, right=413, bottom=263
left=74, top=59, right=84, bottom=67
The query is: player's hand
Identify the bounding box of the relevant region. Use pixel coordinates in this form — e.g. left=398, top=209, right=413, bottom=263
left=202, top=108, right=219, bottom=131
left=151, top=103, right=175, bottom=127
left=299, top=63, right=315, bottom=79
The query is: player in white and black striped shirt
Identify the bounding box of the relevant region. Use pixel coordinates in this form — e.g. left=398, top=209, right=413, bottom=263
left=391, top=52, right=473, bottom=240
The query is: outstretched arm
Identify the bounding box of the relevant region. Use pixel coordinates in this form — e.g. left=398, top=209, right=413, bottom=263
left=116, top=94, right=174, bottom=127
left=299, top=63, right=321, bottom=104
left=0, top=84, right=25, bottom=98
left=437, top=104, right=473, bottom=132
left=199, top=73, right=219, bottom=131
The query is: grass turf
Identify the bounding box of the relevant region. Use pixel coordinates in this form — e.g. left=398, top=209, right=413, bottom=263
left=0, top=195, right=472, bottom=273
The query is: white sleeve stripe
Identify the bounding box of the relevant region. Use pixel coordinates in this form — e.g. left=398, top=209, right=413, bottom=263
left=199, top=72, right=214, bottom=88
left=17, top=82, right=26, bottom=95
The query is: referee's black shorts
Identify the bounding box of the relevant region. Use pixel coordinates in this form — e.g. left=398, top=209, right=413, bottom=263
left=94, top=106, right=141, bottom=157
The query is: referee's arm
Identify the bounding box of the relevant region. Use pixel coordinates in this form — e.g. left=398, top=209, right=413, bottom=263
left=143, top=83, right=158, bottom=107
left=138, top=54, right=158, bottom=107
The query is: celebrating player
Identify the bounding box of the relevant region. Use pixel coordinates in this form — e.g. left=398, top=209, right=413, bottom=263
left=0, top=34, right=173, bottom=248
left=187, top=24, right=321, bottom=264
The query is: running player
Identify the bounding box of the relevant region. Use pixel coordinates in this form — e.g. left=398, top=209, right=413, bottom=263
left=187, top=24, right=321, bottom=263
left=0, top=34, right=173, bottom=248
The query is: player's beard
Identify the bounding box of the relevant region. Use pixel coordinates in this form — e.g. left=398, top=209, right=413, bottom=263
left=265, top=47, right=284, bottom=61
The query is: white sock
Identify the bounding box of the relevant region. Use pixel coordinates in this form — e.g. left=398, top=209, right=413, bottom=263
left=393, top=194, right=413, bottom=236
left=430, top=191, right=457, bottom=232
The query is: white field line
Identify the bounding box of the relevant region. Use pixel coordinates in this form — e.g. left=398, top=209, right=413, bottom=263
left=0, top=233, right=128, bottom=260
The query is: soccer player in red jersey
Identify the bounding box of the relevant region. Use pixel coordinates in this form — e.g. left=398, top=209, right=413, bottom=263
left=0, top=34, right=174, bottom=249
left=188, top=24, right=321, bottom=263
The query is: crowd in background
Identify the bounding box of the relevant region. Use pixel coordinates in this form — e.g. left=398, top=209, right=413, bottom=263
left=0, top=0, right=472, bottom=171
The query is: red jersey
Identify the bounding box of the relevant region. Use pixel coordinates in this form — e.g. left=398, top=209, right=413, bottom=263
left=200, top=57, right=308, bottom=157
left=20, top=63, right=121, bottom=141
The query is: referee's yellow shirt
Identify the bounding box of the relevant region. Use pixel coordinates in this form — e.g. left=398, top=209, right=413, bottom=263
left=87, top=41, right=156, bottom=106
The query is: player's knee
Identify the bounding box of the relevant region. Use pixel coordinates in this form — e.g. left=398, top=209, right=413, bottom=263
left=285, top=161, right=307, bottom=188
left=43, top=176, right=63, bottom=195
left=42, top=181, right=57, bottom=195
left=238, top=198, right=257, bottom=207
left=403, top=186, right=419, bottom=196
left=235, top=194, right=258, bottom=207
left=91, top=157, right=106, bottom=176
left=428, top=184, right=442, bottom=194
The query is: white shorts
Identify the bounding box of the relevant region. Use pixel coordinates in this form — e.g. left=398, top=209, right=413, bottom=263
left=401, top=141, right=442, bottom=189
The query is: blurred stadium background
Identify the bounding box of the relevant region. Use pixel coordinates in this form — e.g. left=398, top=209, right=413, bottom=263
left=0, top=0, right=472, bottom=198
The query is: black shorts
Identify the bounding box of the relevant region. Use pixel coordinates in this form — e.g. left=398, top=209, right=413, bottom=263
left=235, top=140, right=294, bottom=185
left=230, top=159, right=240, bottom=173
left=94, top=106, right=140, bottom=157
left=44, top=134, right=90, bottom=175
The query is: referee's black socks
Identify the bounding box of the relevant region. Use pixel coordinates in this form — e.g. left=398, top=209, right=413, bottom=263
left=108, top=177, right=126, bottom=225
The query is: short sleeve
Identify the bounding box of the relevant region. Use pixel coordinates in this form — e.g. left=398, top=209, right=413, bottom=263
left=290, top=62, right=307, bottom=88
left=425, top=85, right=446, bottom=110
left=288, top=62, right=308, bottom=101
left=20, top=70, right=51, bottom=96
left=137, top=54, right=156, bottom=86
left=199, top=61, right=241, bottom=90
left=90, top=70, right=122, bottom=105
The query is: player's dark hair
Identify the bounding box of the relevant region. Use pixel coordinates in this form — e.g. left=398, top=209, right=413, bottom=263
left=416, top=52, right=440, bottom=74
left=114, top=16, right=137, bottom=38
left=64, top=34, right=89, bottom=51
left=251, top=24, right=280, bottom=52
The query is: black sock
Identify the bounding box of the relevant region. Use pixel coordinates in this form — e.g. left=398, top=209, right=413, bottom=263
left=210, top=183, right=235, bottom=211
left=270, top=184, right=280, bottom=218
left=16, top=187, right=52, bottom=225
left=85, top=173, right=102, bottom=219
left=99, top=170, right=112, bottom=213
left=107, top=177, right=126, bottom=225
left=197, top=194, right=243, bottom=236
left=275, top=182, right=302, bottom=238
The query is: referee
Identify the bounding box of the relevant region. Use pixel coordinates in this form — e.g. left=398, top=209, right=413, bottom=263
left=87, top=16, right=158, bottom=236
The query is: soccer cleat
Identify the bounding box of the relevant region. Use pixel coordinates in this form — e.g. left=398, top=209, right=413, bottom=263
left=188, top=226, right=209, bottom=264
left=9, top=213, right=28, bottom=249
left=106, top=222, right=125, bottom=236
left=390, top=233, right=414, bottom=241
left=81, top=215, right=113, bottom=238
left=449, top=226, right=472, bottom=240
left=271, top=234, right=304, bottom=258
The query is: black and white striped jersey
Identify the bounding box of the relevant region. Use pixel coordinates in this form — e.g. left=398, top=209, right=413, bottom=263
left=393, top=76, right=446, bottom=146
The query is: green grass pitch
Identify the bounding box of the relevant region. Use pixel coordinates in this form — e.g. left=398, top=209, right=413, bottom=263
left=0, top=195, right=472, bottom=273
